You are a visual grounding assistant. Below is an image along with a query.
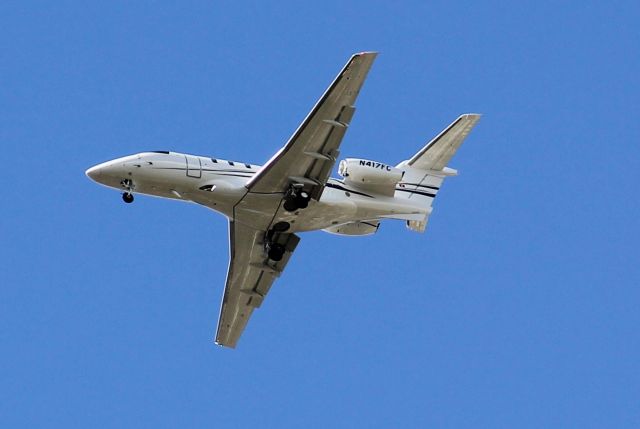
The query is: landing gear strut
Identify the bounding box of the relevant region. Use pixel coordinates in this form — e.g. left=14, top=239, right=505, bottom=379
left=283, top=184, right=311, bottom=212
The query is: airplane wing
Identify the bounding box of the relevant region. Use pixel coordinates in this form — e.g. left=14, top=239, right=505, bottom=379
left=215, top=220, right=300, bottom=348
left=215, top=53, right=376, bottom=347
left=246, top=52, right=378, bottom=200
left=407, top=114, right=481, bottom=171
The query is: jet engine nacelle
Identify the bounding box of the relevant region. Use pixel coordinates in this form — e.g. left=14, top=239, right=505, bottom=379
left=338, top=158, right=404, bottom=186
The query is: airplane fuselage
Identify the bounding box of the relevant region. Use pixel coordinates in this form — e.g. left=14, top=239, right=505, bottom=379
left=86, top=151, right=428, bottom=234
left=84, top=52, right=479, bottom=348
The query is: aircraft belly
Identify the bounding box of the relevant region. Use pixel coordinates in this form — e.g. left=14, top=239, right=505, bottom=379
left=129, top=167, right=246, bottom=218
left=292, top=191, right=427, bottom=232
left=234, top=193, right=284, bottom=230
left=290, top=200, right=359, bottom=232
left=234, top=191, right=361, bottom=233
left=292, top=187, right=384, bottom=231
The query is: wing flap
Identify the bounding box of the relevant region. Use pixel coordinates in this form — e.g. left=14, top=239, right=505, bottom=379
left=215, top=53, right=377, bottom=347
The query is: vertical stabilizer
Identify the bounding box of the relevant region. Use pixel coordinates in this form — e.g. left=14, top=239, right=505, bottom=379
left=395, top=114, right=480, bottom=232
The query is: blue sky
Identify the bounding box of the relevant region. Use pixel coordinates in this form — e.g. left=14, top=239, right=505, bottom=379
left=1, top=1, right=639, bottom=427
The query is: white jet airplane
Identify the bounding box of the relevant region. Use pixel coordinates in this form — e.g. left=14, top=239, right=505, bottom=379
left=86, top=52, right=480, bottom=348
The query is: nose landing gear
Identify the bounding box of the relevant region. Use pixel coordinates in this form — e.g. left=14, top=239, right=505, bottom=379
left=122, top=193, right=134, bottom=203
left=120, top=179, right=135, bottom=204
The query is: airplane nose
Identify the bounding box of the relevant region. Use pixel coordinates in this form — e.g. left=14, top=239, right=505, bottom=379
left=85, top=165, right=102, bottom=181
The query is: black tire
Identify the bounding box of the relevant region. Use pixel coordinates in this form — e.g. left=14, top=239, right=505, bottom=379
left=122, top=193, right=134, bottom=204
left=295, top=195, right=309, bottom=209
left=283, top=199, right=298, bottom=212
left=272, top=221, right=291, bottom=232
left=267, top=243, right=285, bottom=261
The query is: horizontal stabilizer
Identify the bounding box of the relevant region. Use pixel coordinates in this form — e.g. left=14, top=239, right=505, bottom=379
left=379, top=207, right=431, bottom=222
left=407, top=219, right=428, bottom=233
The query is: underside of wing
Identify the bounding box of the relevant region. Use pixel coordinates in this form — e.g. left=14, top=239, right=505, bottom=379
left=246, top=52, right=378, bottom=200
left=215, top=220, right=300, bottom=348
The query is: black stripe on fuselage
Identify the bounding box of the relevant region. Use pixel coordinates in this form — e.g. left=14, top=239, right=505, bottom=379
left=214, top=173, right=254, bottom=178
left=152, top=167, right=255, bottom=176
left=398, top=182, right=440, bottom=191
left=325, top=182, right=374, bottom=198
left=395, top=188, right=437, bottom=198
left=202, top=168, right=256, bottom=174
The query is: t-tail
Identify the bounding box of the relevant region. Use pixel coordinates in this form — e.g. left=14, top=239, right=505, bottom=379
left=395, top=113, right=481, bottom=232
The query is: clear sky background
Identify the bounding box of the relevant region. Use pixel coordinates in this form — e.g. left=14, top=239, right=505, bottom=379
left=1, top=1, right=639, bottom=427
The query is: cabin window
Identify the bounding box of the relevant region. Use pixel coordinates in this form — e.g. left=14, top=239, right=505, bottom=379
left=228, top=161, right=235, bottom=166
left=245, top=163, right=251, bottom=169
left=211, top=158, right=218, bottom=163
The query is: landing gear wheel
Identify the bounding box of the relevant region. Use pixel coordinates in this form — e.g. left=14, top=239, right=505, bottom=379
left=283, top=188, right=310, bottom=212
left=122, top=193, right=134, bottom=204
left=295, top=191, right=310, bottom=209
left=272, top=221, right=291, bottom=232
left=283, top=200, right=298, bottom=212
left=266, top=243, right=285, bottom=262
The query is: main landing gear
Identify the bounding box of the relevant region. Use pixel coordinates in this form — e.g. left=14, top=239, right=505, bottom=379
left=283, top=184, right=311, bottom=212
left=264, top=223, right=290, bottom=262
left=265, top=241, right=285, bottom=262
